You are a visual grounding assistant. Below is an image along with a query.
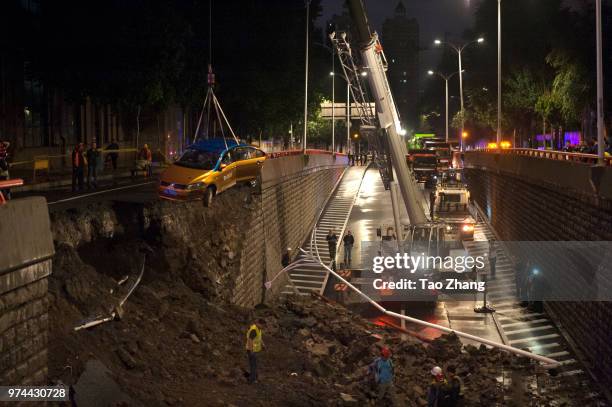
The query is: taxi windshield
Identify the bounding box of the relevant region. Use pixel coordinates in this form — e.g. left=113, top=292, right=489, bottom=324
left=175, top=149, right=219, bottom=170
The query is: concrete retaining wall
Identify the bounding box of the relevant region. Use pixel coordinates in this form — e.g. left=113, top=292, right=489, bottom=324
left=231, top=154, right=347, bottom=307
left=0, top=197, right=54, bottom=385
left=464, top=152, right=612, bottom=389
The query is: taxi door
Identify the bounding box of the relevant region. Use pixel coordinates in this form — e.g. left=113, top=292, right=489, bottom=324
left=218, top=150, right=237, bottom=191
left=233, top=147, right=251, bottom=181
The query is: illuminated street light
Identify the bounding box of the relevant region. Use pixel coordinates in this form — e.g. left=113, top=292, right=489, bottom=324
left=433, top=37, right=484, bottom=145
left=399, top=129, right=407, bottom=136
left=329, top=71, right=334, bottom=76
left=361, top=71, right=368, bottom=77
left=427, top=69, right=461, bottom=143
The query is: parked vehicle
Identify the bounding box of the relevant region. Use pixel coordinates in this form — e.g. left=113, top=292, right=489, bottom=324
left=407, top=149, right=438, bottom=188
left=158, top=138, right=266, bottom=206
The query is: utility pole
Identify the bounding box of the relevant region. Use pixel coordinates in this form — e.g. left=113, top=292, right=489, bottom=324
left=303, top=0, right=311, bottom=150
left=497, top=0, right=502, bottom=145
left=346, top=82, right=350, bottom=154
left=332, top=50, right=335, bottom=153
left=596, top=0, right=605, bottom=165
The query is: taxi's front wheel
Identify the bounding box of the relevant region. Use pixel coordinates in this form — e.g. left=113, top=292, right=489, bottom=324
left=203, top=187, right=214, bottom=207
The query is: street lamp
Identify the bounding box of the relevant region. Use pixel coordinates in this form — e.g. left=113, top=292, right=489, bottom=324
left=329, top=69, right=335, bottom=153
left=434, top=37, right=484, bottom=144
left=596, top=0, right=605, bottom=165
left=428, top=69, right=462, bottom=144
left=303, top=0, right=311, bottom=150
left=497, top=0, right=502, bottom=145
left=462, top=131, right=469, bottom=152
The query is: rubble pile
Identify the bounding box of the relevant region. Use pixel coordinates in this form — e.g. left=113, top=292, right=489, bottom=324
left=45, top=187, right=597, bottom=406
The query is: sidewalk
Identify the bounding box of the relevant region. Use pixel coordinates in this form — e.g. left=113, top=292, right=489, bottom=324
left=8, top=164, right=164, bottom=193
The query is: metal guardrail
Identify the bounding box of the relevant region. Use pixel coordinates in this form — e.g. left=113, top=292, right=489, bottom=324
left=474, top=148, right=612, bottom=166
left=267, top=149, right=348, bottom=159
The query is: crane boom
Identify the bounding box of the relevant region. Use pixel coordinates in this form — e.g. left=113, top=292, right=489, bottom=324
left=346, top=0, right=428, bottom=226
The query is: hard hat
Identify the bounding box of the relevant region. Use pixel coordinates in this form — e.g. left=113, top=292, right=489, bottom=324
left=381, top=347, right=391, bottom=358
left=287, top=247, right=292, bottom=251
left=431, top=366, right=443, bottom=376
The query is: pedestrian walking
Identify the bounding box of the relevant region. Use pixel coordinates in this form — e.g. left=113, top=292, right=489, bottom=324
left=71, top=143, right=86, bottom=192
left=326, top=229, right=338, bottom=264
left=429, top=190, right=437, bottom=220
left=427, top=366, right=452, bottom=407
left=343, top=230, right=355, bottom=266
left=488, top=239, right=497, bottom=279
left=245, top=320, right=264, bottom=384
left=105, top=139, right=119, bottom=170
left=86, top=141, right=100, bottom=189
left=368, top=347, right=397, bottom=406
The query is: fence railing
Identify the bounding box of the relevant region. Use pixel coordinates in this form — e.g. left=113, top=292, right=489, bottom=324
left=474, top=148, right=612, bottom=166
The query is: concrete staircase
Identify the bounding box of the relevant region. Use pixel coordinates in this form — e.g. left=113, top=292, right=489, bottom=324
left=466, top=222, right=606, bottom=405
left=282, top=166, right=366, bottom=296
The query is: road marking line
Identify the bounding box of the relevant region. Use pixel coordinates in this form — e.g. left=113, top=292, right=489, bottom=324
left=49, top=181, right=156, bottom=205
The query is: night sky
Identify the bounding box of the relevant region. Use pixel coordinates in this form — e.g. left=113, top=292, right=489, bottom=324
left=321, top=0, right=477, bottom=42
left=320, top=0, right=480, bottom=88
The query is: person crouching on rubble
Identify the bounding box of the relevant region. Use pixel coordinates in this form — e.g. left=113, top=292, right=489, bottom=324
left=245, top=320, right=264, bottom=384
left=368, top=347, right=397, bottom=406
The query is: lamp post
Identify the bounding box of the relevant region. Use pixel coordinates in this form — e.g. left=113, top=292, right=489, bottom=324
left=303, top=0, right=311, bottom=150
left=596, top=0, right=605, bottom=165
left=434, top=37, right=484, bottom=144
left=428, top=70, right=462, bottom=144
left=497, top=0, right=502, bottom=145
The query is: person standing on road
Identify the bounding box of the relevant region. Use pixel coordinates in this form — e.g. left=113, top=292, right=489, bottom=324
left=71, top=143, right=86, bottom=192
left=138, top=144, right=153, bottom=177
left=326, top=229, right=338, bottom=265
left=86, top=141, right=100, bottom=189
left=245, top=320, right=264, bottom=384
left=368, top=347, right=397, bottom=406
left=105, top=139, right=119, bottom=171
left=0, top=140, right=11, bottom=199
left=343, top=230, right=355, bottom=266
left=488, top=240, right=497, bottom=279
left=281, top=247, right=292, bottom=268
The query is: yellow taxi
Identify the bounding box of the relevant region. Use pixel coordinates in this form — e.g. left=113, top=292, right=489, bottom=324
left=158, top=138, right=266, bottom=206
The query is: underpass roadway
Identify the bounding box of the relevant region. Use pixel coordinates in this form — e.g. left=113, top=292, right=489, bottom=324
left=322, top=166, right=606, bottom=405
left=331, top=166, right=503, bottom=346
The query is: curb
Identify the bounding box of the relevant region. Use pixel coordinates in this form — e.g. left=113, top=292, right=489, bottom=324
left=14, top=169, right=163, bottom=193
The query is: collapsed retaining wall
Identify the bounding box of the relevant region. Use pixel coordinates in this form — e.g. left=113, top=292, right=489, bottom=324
left=464, top=151, right=612, bottom=390
left=0, top=153, right=346, bottom=386
left=0, top=197, right=54, bottom=385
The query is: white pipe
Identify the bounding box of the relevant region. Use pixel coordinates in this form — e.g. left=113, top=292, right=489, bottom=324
left=298, top=248, right=559, bottom=368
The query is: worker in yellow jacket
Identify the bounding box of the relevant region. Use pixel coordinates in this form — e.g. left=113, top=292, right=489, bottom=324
left=245, top=321, right=264, bottom=384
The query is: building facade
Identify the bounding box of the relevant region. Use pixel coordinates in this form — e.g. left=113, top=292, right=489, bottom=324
left=382, top=1, right=420, bottom=132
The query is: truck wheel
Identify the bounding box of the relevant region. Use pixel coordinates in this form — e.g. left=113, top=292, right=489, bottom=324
left=203, top=187, right=214, bottom=207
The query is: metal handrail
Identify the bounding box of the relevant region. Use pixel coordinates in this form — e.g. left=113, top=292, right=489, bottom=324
left=298, top=248, right=559, bottom=368
left=473, top=148, right=612, bottom=166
